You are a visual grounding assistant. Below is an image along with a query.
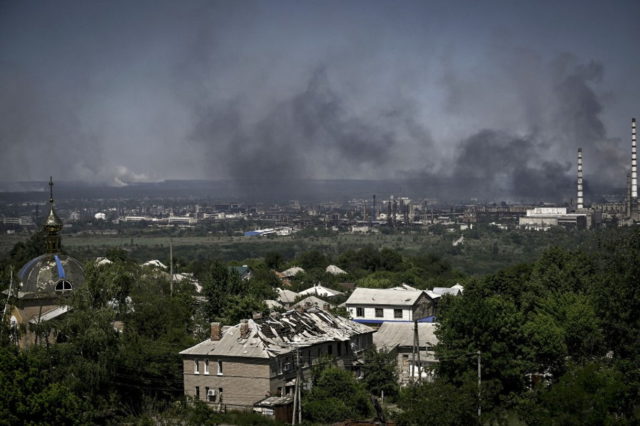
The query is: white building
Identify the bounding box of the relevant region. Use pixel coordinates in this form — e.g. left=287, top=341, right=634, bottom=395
left=345, top=287, right=436, bottom=325
left=519, top=207, right=587, bottom=230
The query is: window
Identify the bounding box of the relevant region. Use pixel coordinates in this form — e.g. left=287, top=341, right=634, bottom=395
left=375, top=308, right=384, bottom=318
left=356, top=307, right=364, bottom=317
left=218, top=388, right=223, bottom=402
left=217, top=360, right=223, bottom=375
left=207, top=387, right=216, bottom=402
left=195, top=386, right=200, bottom=400
left=204, top=359, right=209, bottom=375
left=55, top=280, right=72, bottom=293
left=328, top=343, right=333, bottom=355
left=394, top=309, right=403, bottom=319
left=194, top=359, right=200, bottom=374
left=337, top=341, right=342, bottom=356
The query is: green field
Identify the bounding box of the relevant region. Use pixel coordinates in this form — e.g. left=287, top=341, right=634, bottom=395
left=0, top=226, right=591, bottom=277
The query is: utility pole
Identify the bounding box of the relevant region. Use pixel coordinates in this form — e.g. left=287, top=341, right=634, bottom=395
left=414, top=320, right=422, bottom=382
left=477, top=350, right=482, bottom=420
left=292, top=347, right=302, bottom=424
left=411, top=323, right=416, bottom=382
left=169, top=238, right=174, bottom=297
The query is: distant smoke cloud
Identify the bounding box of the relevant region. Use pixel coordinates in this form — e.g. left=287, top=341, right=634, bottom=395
left=0, top=1, right=636, bottom=202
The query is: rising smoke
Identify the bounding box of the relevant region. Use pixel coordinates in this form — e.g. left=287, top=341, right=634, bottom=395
left=0, top=1, right=634, bottom=202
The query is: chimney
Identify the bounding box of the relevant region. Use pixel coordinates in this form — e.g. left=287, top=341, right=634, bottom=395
left=210, top=322, right=222, bottom=341
left=632, top=118, right=637, bottom=200
left=252, top=311, right=262, bottom=320
left=577, top=148, right=584, bottom=210
left=239, top=319, right=249, bottom=339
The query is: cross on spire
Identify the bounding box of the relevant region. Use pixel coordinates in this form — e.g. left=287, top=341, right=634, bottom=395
left=49, top=176, right=54, bottom=202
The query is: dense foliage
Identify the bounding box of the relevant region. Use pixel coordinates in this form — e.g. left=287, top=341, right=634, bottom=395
left=1, top=226, right=640, bottom=424
left=430, top=227, right=640, bottom=424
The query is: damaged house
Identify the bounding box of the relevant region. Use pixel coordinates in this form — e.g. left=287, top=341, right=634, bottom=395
left=179, top=309, right=374, bottom=417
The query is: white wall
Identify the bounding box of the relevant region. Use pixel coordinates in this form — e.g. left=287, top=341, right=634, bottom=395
left=347, top=305, right=412, bottom=321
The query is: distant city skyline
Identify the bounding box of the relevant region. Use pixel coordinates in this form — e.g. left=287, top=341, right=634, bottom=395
left=1, top=0, right=639, bottom=201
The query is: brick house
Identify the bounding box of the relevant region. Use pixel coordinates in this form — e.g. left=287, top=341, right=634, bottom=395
left=179, top=309, right=374, bottom=413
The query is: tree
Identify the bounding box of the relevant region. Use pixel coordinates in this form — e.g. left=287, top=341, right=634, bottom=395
left=397, top=379, right=479, bottom=426
left=296, top=250, right=329, bottom=270
left=303, top=365, right=372, bottom=423
left=362, top=347, right=399, bottom=399
left=264, top=251, right=284, bottom=270
left=523, top=362, right=632, bottom=425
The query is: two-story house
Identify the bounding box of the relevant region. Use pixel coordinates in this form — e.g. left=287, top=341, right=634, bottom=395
left=373, top=322, right=439, bottom=385
left=345, top=287, right=436, bottom=326
left=179, top=309, right=373, bottom=414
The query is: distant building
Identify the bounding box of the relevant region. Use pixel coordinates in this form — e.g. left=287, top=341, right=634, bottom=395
left=275, top=288, right=299, bottom=307
left=297, top=283, right=343, bottom=298
left=325, top=264, right=348, bottom=276
left=292, top=296, right=334, bottom=311
left=179, top=310, right=373, bottom=415
left=345, top=287, right=436, bottom=325
left=280, top=267, right=304, bottom=278
left=518, top=207, right=588, bottom=230
left=230, top=265, right=252, bottom=281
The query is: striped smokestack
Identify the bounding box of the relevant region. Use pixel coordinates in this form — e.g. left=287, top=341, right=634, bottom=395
left=577, top=148, right=584, bottom=210
left=632, top=118, right=637, bottom=199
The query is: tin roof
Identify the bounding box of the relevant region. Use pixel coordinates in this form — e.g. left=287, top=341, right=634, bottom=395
left=373, top=322, right=438, bottom=350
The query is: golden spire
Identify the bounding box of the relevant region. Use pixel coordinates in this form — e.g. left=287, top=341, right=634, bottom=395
left=44, top=176, right=63, bottom=253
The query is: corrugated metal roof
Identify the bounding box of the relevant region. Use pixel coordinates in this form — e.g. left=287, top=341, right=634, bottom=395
left=180, top=309, right=373, bottom=358
left=346, top=287, right=424, bottom=306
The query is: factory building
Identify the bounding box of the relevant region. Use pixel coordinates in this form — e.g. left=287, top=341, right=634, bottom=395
left=519, top=207, right=587, bottom=230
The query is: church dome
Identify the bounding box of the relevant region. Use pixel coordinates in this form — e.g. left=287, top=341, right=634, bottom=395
left=16, top=177, right=85, bottom=297
left=18, top=253, right=85, bottom=296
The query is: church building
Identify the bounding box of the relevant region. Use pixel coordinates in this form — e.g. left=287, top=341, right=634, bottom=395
left=6, top=177, right=85, bottom=347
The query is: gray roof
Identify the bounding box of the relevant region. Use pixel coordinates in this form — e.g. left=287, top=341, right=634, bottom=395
left=276, top=288, right=299, bottom=304
left=373, top=322, right=438, bottom=350
left=432, top=287, right=462, bottom=296
left=293, top=296, right=334, bottom=310
left=180, top=309, right=373, bottom=359
left=346, top=287, right=425, bottom=306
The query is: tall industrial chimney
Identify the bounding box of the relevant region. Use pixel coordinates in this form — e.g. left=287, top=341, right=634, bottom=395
left=632, top=118, right=637, bottom=200
left=577, top=148, right=584, bottom=210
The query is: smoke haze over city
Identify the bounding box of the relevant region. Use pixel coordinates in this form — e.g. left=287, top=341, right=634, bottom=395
left=1, top=0, right=639, bottom=201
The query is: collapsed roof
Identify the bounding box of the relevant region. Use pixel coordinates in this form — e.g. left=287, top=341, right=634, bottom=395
left=180, top=309, right=373, bottom=359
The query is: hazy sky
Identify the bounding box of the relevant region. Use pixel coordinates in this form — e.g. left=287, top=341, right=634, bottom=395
left=1, top=0, right=639, bottom=200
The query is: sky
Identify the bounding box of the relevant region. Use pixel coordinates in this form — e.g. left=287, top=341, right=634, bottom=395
left=1, top=0, right=639, bottom=201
